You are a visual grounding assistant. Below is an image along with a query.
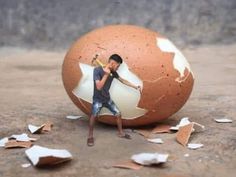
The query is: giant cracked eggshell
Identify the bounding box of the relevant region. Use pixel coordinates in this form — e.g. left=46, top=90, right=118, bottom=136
left=62, top=25, right=194, bottom=127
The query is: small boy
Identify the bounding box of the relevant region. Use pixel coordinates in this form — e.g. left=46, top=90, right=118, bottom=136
left=87, top=54, right=141, bottom=146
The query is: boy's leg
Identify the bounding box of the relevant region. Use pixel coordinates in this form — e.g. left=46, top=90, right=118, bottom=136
left=88, top=115, right=96, bottom=138
left=116, top=114, right=124, bottom=136
left=105, top=100, right=131, bottom=139
left=116, top=114, right=131, bottom=139
left=87, top=101, right=102, bottom=146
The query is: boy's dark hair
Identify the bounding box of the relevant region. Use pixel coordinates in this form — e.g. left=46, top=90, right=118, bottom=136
left=109, top=54, right=123, bottom=64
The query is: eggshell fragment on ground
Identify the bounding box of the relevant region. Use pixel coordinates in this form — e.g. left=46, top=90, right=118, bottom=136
left=176, top=123, right=194, bottom=146
left=25, top=145, right=73, bottom=166
left=170, top=117, right=191, bottom=131
left=214, top=118, right=233, bottom=123
left=10, top=133, right=36, bottom=142
left=170, top=117, right=205, bottom=132
left=66, top=115, right=84, bottom=120
left=187, top=143, right=204, bottom=150
left=28, top=124, right=46, bottom=134
left=112, top=160, right=142, bottom=170
left=147, top=138, right=164, bottom=144
left=42, top=122, right=53, bottom=132
left=1, top=133, right=35, bottom=148
left=0, top=137, right=9, bottom=147
left=21, top=163, right=31, bottom=168
left=5, top=140, right=32, bottom=148
left=28, top=122, right=53, bottom=133
left=184, top=153, right=190, bottom=157
left=131, top=153, right=169, bottom=165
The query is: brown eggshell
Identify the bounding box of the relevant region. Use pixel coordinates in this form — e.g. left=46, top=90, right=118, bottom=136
left=62, top=25, right=194, bottom=127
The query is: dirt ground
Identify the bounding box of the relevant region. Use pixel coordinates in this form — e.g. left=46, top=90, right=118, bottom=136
left=0, top=44, right=235, bottom=177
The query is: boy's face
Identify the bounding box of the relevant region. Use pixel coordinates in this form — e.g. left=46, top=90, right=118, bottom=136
left=108, top=59, right=120, bottom=71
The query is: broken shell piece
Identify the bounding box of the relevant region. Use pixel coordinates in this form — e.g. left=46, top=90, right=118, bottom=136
left=176, top=123, right=194, bottom=146
left=10, top=133, right=36, bottom=142
left=170, top=117, right=205, bottom=132
left=151, top=124, right=171, bottom=134
left=170, top=117, right=191, bottom=131
left=28, top=124, right=46, bottom=134
left=147, top=138, right=164, bottom=144
left=42, top=122, right=53, bottom=132
left=66, top=115, right=83, bottom=120
left=0, top=137, right=9, bottom=147
left=214, top=118, right=233, bottom=123
left=5, top=140, right=32, bottom=148
left=25, top=145, right=73, bottom=166
left=21, top=163, right=31, bottom=168
left=131, top=153, right=169, bottom=165
left=187, top=143, right=204, bottom=150
left=112, top=160, right=142, bottom=170
left=184, top=153, right=190, bottom=157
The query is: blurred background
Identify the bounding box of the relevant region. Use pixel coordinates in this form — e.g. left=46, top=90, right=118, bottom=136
left=0, top=0, right=235, bottom=50
left=0, top=1, right=236, bottom=177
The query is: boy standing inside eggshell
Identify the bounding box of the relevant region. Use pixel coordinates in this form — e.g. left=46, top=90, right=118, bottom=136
left=87, top=54, right=141, bottom=146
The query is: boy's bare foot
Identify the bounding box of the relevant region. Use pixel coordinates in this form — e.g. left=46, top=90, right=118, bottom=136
left=87, top=137, right=94, bottom=146
left=118, top=133, right=131, bottom=139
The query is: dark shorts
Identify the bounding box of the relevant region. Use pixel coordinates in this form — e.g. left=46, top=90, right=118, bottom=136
left=91, top=99, right=121, bottom=117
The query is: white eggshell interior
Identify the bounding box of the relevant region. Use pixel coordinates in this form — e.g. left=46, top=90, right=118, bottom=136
left=72, top=62, right=147, bottom=119
left=156, top=37, right=193, bottom=80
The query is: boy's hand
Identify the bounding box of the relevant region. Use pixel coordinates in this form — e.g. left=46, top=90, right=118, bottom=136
left=103, top=65, right=111, bottom=75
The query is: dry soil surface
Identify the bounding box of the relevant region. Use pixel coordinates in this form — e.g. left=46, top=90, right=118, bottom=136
left=0, top=45, right=235, bottom=177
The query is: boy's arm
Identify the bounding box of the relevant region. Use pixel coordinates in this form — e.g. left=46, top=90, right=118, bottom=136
left=95, top=74, right=109, bottom=90
left=118, top=77, right=142, bottom=93
left=95, top=66, right=111, bottom=90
